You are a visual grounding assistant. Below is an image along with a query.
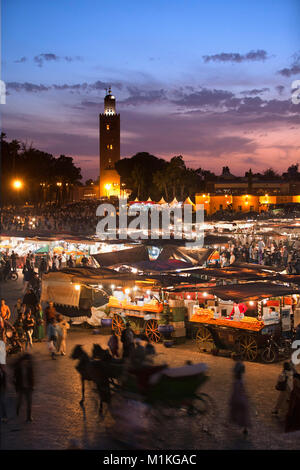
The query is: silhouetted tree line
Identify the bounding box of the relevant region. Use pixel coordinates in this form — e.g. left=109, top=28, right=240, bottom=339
left=115, top=152, right=300, bottom=201
left=1, top=133, right=82, bottom=205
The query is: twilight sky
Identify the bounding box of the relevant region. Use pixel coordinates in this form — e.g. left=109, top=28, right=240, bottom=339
left=2, top=0, right=300, bottom=181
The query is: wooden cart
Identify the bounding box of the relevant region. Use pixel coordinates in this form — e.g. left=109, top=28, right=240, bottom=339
left=189, top=312, right=280, bottom=361
left=184, top=283, right=298, bottom=362
left=109, top=298, right=163, bottom=343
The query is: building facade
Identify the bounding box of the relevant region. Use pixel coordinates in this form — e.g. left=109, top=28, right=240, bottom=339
left=99, top=88, right=120, bottom=197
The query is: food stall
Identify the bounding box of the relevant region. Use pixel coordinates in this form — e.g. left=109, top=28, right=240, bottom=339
left=108, top=286, right=163, bottom=343
left=181, top=283, right=298, bottom=362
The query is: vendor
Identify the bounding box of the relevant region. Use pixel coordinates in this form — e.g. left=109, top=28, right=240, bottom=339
left=229, top=303, right=247, bottom=320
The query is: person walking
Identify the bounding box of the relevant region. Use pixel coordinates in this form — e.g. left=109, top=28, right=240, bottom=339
left=0, top=317, right=7, bottom=422
left=47, top=318, right=58, bottom=360
left=1, top=299, right=11, bottom=321
left=0, top=363, right=7, bottom=423
left=34, top=304, right=45, bottom=342
left=44, top=302, right=57, bottom=327
left=272, top=362, right=294, bottom=417
left=13, top=298, right=23, bottom=319
left=229, top=361, right=251, bottom=436
left=108, top=331, right=119, bottom=358
left=13, top=353, right=34, bottom=422
left=285, top=372, right=300, bottom=432
left=121, top=322, right=135, bottom=359
left=14, top=311, right=25, bottom=345
left=56, top=315, right=70, bottom=356
left=10, top=251, right=17, bottom=273
left=22, top=288, right=38, bottom=312
left=23, top=310, right=35, bottom=350
left=38, top=257, right=48, bottom=278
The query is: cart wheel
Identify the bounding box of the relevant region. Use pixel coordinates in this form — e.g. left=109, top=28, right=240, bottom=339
left=195, top=326, right=215, bottom=353
left=236, top=334, right=258, bottom=362
left=112, top=314, right=126, bottom=337
left=261, top=347, right=277, bottom=363
left=145, top=319, right=161, bottom=343
left=11, top=272, right=18, bottom=281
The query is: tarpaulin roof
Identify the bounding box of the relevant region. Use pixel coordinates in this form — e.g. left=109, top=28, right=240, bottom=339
left=92, top=245, right=149, bottom=266
left=93, top=244, right=217, bottom=268
left=130, top=259, right=194, bottom=273
left=167, top=282, right=299, bottom=302
left=203, top=234, right=233, bottom=245
left=233, top=262, right=282, bottom=272
left=174, top=266, right=279, bottom=281
left=157, top=245, right=216, bottom=265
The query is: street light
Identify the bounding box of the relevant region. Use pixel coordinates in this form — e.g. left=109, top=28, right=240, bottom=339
left=12, top=179, right=23, bottom=190
left=105, top=183, right=112, bottom=197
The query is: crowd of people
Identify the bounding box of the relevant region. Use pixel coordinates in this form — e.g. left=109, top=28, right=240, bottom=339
left=0, top=248, right=92, bottom=284
left=1, top=200, right=101, bottom=235
left=216, top=238, right=300, bottom=272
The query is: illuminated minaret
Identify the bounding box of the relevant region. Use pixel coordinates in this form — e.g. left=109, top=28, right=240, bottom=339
left=99, top=87, right=120, bottom=197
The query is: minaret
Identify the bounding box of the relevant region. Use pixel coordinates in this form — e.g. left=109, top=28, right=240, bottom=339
left=99, top=87, right=120, bottom=197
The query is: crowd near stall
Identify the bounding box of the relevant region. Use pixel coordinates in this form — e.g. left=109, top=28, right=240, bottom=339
left=2, top=209, right=300, bottom=366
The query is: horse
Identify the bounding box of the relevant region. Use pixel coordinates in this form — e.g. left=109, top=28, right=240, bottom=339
left=71, top=344, right=111, bottom=414
left=91, top=343, right=124, bottom=389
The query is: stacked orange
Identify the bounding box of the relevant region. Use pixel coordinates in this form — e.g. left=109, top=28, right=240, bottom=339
left=190, top=309, right=264, bottom=331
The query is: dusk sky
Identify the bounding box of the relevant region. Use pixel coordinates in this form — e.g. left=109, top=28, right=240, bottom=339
left=2, top=0, right=300, bottom=181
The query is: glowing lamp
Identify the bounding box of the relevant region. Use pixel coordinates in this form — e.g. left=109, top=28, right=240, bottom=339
left=74, top=284, right=80, bottom=291
left=12, top=179, right=23, bottom=190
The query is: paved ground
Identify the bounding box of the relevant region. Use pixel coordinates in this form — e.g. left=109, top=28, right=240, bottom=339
left=1, top=275, right=300, bottom=450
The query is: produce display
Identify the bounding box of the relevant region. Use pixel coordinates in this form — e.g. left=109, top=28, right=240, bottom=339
left=190, top=308, right=265, bottom=332
left=108, top=296, right=163, bottom=313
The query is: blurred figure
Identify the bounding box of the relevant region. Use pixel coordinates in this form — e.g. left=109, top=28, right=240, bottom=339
left=272, top=362, right=294, bottom=417
left=121, top=322, right=135, bottom=359
left=38, top=257, right=48, bottom=278
left=56, top=315, right=70, bottom=356
left=34, top=304, right=45, bottom=342
left=0, top=363, right=7, bottom=423
left=0, top=316, right=7, bottom=422
left=47, top=318, right=58, bottom=360
left=13, top=298, right=23, bottom=319
left=0, top=298, right=11, bottom=321
left=285, top=372, right=300, bottom=432
left=13, top=353, right=34, bottom=422
left=108, top=331, right=119, bottom=358
left=14, top=311, right=25, bottom=344
left=144, top=338, right=156, bottom=357
left=10, top=251, right=17, bottom=272
left=23, top=288, right=38, bottom=312
left=44, top=301, right=57, bottom=327
left=23, top=309, right=35, bottom=350
left=229, top=361, right=251, bottom=436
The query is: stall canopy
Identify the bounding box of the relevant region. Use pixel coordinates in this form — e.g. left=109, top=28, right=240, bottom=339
left=92, top=245, right=149, bottom=267
left=92, top=243, right=216, bottom=268
left=173, top=266, right=279, bottom=281
left=167, top=282, right=299, bottom=303
left=41, top=267, right=158, bottom=307
left=157, top=245, right=216, bottom=266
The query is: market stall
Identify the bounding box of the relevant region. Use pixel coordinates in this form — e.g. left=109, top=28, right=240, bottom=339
left=166, top=282, right=298, bottom=362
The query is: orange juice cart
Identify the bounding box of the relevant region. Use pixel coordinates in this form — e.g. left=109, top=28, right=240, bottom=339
left=109, top=295, right=163, bottom=343
left=182, top=282, right=298, bottom=362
